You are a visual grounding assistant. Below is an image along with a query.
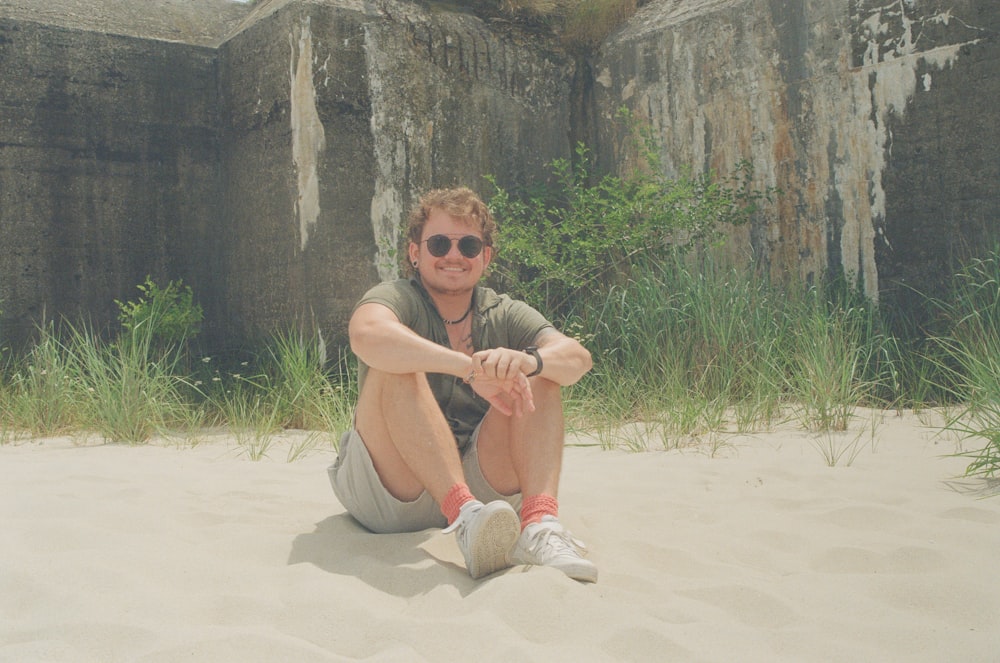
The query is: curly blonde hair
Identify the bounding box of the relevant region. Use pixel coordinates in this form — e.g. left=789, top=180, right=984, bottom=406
left=405, top=187, right=496, bottom=276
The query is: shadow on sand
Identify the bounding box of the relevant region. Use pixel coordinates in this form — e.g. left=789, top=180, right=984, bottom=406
left=287, top=514, right=492, bottom=597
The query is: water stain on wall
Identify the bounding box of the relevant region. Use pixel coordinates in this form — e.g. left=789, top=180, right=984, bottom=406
left=290, top=16, right=326, bottom=252
left=596, top=0, right=988, bottom=302
left=365, top=23, right=407, bottom=283
left=840, top=2, right=977, bottom=300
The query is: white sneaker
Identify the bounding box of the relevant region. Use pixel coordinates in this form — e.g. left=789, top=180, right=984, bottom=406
left=510, top=515, right=598, bottom=583
left=443, top=500, right=520, bottom=579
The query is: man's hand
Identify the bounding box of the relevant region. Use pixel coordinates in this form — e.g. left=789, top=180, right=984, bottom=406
left=472, top=347, right=537, bottom=383
left=467, top=348, right=537, bottom=416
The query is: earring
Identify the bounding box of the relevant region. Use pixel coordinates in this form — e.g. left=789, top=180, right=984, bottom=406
left=412, top=261, right=418, bottom=267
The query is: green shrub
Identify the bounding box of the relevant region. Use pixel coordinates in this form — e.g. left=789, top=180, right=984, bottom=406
left=115, top=276, right=203, bottom=350
left=487, top=111, right=770, bottom=319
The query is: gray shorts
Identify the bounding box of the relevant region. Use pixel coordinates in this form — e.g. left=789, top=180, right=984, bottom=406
left=328, top=422, right=522, bottom=534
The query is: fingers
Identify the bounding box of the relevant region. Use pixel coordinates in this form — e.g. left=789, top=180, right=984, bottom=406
left=472, top=348, right=534, bottom=382
left=513, top=373, right=535, bottom=413
left=473, top=373, right=535, bottom=417
left=485, top=392, right=514, bottom=417
left=467, top=349, right=536, bottom=418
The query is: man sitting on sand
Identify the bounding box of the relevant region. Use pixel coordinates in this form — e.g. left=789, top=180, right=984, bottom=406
left=328, top=186, right=597, bottom=583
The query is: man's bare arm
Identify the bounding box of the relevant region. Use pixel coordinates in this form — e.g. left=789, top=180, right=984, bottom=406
left=530, top=328, right=593, bottom=386
left=471, top=328, right=592, bottom=387
left=349, top=302, right=471, bottom=379
left=351, top=302, right=538, bottom=417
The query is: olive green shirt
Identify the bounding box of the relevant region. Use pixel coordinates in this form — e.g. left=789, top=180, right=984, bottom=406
left=355, top=277, right=552, bottom=449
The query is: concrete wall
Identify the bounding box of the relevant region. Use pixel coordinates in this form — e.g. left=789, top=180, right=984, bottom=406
left=1, top=0, right=997, bottom=352
left=0, top=18, right=221, bottom=348
left=213, top=1, right=571, bottom=348
left=594, top=0, right=999, bottom=306
left=0, top=1, right=571, bottom=351
left=872, top=0, right=1000, bottom=310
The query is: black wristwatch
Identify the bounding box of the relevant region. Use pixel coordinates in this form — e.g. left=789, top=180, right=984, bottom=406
left=524, top=346, right=543, bottom=377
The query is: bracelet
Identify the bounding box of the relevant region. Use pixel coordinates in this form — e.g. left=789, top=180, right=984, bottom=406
left=463, top=369, right=477, bottom=384
left=524, top=346, right=542, bottom=377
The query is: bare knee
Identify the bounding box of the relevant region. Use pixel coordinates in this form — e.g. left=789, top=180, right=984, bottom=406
left=357, top=370, right=433, bottom=420
left=352, top=370, right=450, bottom=502
left=530, top=377, right=564, bottom=413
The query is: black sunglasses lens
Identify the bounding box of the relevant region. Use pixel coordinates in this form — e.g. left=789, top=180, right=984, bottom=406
left=424, top=235, right=484, bottom=258
left=426, top=235, right=452, bottom=257
left=458, top=236, right=483, bottom=258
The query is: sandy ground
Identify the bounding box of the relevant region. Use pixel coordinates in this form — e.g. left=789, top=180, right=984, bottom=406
left=2, top=411, right=999, bottom=662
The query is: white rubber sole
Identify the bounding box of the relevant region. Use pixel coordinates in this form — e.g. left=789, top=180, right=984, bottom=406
left=464, top=501, right=520, bottom=579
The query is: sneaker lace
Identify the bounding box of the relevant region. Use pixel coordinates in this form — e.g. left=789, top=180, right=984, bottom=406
left=524, top=520, right=588, bottom=559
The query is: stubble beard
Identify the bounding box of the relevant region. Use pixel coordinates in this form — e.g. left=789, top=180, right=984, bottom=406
left=422, top=279, right=474, bottom=298
left=420, top=264, right=478, bottom=299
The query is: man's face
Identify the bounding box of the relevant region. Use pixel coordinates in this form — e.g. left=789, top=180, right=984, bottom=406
left=409, top=208, right=492, bottom=296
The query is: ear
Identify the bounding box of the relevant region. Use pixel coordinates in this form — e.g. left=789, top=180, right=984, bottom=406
left=482, top=245, right=493, bottom=270
left=408, top=241, right=420, bottom=267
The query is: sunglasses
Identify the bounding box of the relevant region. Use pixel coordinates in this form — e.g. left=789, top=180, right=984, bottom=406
left=422, top=234, right=485, bottom=259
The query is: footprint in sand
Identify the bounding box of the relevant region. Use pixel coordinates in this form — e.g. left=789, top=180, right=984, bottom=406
left=809, top=545, right=945, bottom=574
left=678, top=584, right=797, bottom=629
left=601, top=627, right=696, bottom=662
left=936, top=506, right=1000, bottom=524
left=818, top=505, right=908, bottom=531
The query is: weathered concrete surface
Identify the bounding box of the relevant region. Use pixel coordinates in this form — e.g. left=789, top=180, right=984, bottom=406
left=0, top=0, right=253, bottom=47
left=0, top=19, right=223, bottom=347
left=594, top=0, right=999, bottom=304
left=213, top=1, right=571, bottom=347
left=871, top=0, right=1000, bottom=310
left=0, top=1, right=571, bottom=350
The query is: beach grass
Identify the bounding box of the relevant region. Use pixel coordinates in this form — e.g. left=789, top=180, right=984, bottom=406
left=932, top=251, right=1000, bottom=478
left=1, top=253, right=998, bottom=475
left=0, top=312, right=356, bottom=459
left=479, top=127, right=979, bottom=459
left=1, top=320, right=79, bottom=438
left=557, top=247, right=997, bottom=474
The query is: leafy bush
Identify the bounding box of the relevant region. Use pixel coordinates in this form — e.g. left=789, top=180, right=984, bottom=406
left=486, top=110, right=770, bottom=320
left=115, top=276, right=203, bottom=350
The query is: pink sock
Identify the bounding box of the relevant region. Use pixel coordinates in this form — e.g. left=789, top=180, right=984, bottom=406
left=441, top=483, right=476, bottom=526
left=520, top=493, right=558, bottom=529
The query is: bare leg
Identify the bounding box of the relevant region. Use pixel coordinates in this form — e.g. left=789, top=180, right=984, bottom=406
left=351, top=369, right=524, bottom=579
left=475, top=377, right=566, bottom=498
left=354, top=368, right=464, bottom=505
left=474, top=379, right=597, bottom=583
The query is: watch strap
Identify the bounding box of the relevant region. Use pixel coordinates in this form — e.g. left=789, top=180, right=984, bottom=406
left=524, top=346, right=542, bottom=377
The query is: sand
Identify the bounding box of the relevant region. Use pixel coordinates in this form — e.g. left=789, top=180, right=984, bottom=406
left=2, top=411, right=999, bottom=662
